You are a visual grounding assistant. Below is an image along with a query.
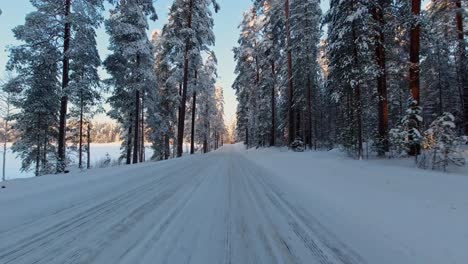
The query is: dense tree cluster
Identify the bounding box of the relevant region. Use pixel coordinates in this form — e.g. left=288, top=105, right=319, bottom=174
left=234, top=0, right=467, bottom=165
left=2, top=0, right=225, bottom=176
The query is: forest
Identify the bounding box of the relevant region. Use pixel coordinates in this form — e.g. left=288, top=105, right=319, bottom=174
left=233, top=0, right=467, bottom=170
left=0, top=0, right=467, bottom=178
left=0, top=1, right=467, bottom=263
left=1, top=0, right=225, bottom=176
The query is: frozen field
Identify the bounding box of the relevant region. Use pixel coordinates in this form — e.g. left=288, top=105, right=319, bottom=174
left=1, top=143, right=154, bottom=180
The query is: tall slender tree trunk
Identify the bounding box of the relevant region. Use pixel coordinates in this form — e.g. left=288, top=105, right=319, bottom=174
left=78, top=94, right=84, bottom=169
left=285, top=0, right=295, bottom=145
left=126, top=120, right=132, bottom=165
left=35, top=142, right=40, bottom=177
left=307, top=75, right=313, bottom=149
left=409, top=0, right=421, bottom=104
left=57, top=0, right=72, bottom=173
left=352, top=17, right=363, bottom=160
left=254, top=52, right=260, bottom=146
left=190, top=70, right=197, bottom=154
left=164, top=135, right=170, bottom=160
left=270, top=61, right=276, bottom=147
left=455, top=0, right=467, bottom=134
left=43, top=129, right=48, bottom=172
left=2, top=126, right=6, bottom=182
left=190, top=91, right=197, bottom=154
left=177, top=0, right=194, bottom=157
left=2, top=97, right=10, bottom=183
left=374, top=0, right=389, bottom=156
left=245, top=127, right=249, bottom=146
left=133, top=90, right=140, bottom=164
left=140, top=94, right=145, bottom=162
left=409, top=0, right=421, bottom=156
left=87, top=123, right=91, bottom=169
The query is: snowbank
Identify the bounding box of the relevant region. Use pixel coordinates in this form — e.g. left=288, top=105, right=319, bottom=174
left=242, top=146, right=468, bottom=264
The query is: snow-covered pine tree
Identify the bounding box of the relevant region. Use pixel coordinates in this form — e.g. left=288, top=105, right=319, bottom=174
left=212, top=85, right=226, bottom=149
left=372, top=0, right=390, bottom=156
left=196, top=54, right=218, bottom=153
left=252, top=0, right=285, bottom=147
left=290, top=0, right=321, bottom=149
left=324, top=0, right=377, bottom=159
left=385, top=0, right=412, bottom=130
left=419, top=112, right=465, bottom=170
left=455, top=0, right=468, bottom=134
left=68, top=0, right=105, bottom=169
left=1, top=77, right=17, bottom=182
left=389, top=98, right=423, bottom=158
left=148, top=29, right=179, bottom=161
left=174, top=0, right=220, bottom=157
left=421, top=0, right=465, bottom=127
left=407, top=0, right=422, bottom=156
left=104, top=0, right=157, bottom=165
left=233, top=8, right=261, bottom=147
left=5, top=0, right=65, bottom=176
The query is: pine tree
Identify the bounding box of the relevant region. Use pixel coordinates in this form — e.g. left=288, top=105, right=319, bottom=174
left=148, top=29, right=179, bottom=160
left=174, top=0, right=220, bottom=157
left=372, top=0, right=390, bottom=155
left=196, top=55, right=218, bottom=153
left=233, top=8, right=260, bottom=147
left=68, top=0, right=104, bottom=169
left=407, top=0, right=422, bottom=156
left=325, top=0, right=377, bottom=159
left=57, top=0, right=72, bottom=173
left=1, top=77, right=16, bottom=182
left=290, top=0, right=321, bottom=149
left=6, top=0, right=66, bottom=175
left=104, top=0, right=157, bottom=164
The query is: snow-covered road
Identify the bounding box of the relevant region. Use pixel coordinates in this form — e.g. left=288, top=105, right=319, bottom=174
left=1, top=144, right=467, bottom=264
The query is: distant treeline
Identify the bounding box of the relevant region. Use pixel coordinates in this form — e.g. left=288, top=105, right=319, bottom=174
left=1, top=120, right=120, bottom=144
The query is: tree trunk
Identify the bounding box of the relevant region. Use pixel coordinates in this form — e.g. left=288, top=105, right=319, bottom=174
left=307, top=75, right=313, bottom=149
left=2, top=97, right=10, bottom=183
left=78, top=93, right=84, bottom=169
left=408, top=0, right=421, bottom=156
left=140, top=94, right=145, bottom=162
left=456, top=0, right=467, bottom=134
left=373, top=0, right=389, bottom=156
left=87, top=123, right=91, bottom=169
left=409, top=0, right=421, bottom=104
left=270, top=61, right=276, bottom=147
left=203, top=137, right=208, bottom=154
left=43, top=129, right=48, bottom=172
left=126, top=121, right=132, bottom=165
left=164, top=135, right=170, bottom=160
left=352, top=16, right=363, bottom=160
left=35, top=141, right=40, bottom=177
left=57, top=0, right=72, bottom=173
left=190, top=70, right=198, bottom=154
left=245, top=127, right=249, bottom=146
left=2, top=128, right=6, bottom=182
left=285, top=0, right=295, bottom=145
left=190, top=91, right=197, bottom=154
left=133, top=90, right=140, bottom=164
left=177, top=0, right=194, bottom=158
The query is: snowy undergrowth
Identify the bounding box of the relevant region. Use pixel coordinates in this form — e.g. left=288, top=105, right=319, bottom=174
left=240, top=144, right=468, bottom=264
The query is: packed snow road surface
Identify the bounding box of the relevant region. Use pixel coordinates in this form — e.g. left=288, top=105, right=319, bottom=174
left=1, top=144, right=467, bottom=264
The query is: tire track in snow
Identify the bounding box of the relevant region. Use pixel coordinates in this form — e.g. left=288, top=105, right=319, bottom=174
left=118, top=157, right=218, bottom=264
left=0, top=158, right=201, bottom=264
left=237, top=153, right=366, bottom=264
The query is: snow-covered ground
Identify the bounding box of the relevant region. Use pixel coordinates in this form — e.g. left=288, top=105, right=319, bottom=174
left=0, top=144, right=467, bottom=264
